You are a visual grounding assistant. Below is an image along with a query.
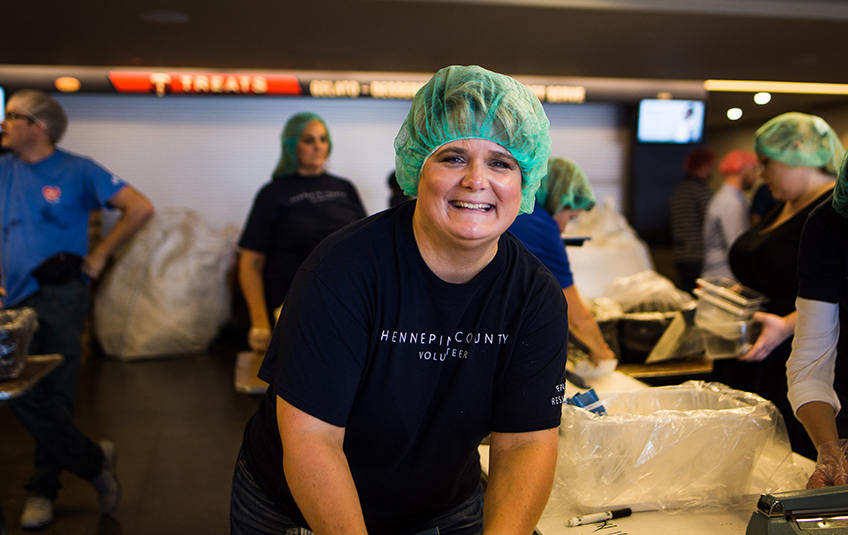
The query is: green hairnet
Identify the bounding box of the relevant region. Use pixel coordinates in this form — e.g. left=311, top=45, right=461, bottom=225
left=393, top=65, right=551, bottom=214
left=754, top=112, right=844, bottom=176
left=833, top=152, right=848, bottom=218
left=273, top=112, right=332, bottom=176
left=536, top=157, right=597, bottom=215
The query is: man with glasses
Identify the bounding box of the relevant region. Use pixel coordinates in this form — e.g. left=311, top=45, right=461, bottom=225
left=0, top=89, right=155, bottom=528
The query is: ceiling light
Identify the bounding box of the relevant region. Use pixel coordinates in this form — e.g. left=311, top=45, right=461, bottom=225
left=727, top=108, right=743, bottom=121
left=705, top=80, right=848, bottom=95
left=753, top=92, right=771, bottom=105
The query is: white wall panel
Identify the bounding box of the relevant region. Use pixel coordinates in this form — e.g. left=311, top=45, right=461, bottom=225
left=54, top=94, right=628, bottom=232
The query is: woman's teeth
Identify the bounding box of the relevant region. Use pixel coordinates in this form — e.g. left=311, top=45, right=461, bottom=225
left=450, top=201, right=492, bottom=211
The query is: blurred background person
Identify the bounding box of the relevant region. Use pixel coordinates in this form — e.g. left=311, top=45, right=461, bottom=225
left=386, top=170, right=412, bottom=208
left=716, top=112, right=844, bottom=457
left=750, top=181, right=778, bottom=226
left=238, top=112, right=367, bottom=352
left=786, top=151, right=848, bottom=487
left=508, top=157, right=616, bottom=365
left=701, top=149, right=759, bottom=281
left=1, top=89, right=155, bottom=528
left=670, top=147, right=715, bottom=293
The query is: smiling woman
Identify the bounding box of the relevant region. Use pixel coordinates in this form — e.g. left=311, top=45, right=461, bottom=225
left=230, top=65, right=570, bottom=535
left=412, top=139, right=524, bottom=283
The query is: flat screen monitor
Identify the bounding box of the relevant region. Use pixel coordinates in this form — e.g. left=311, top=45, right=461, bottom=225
left=637, top=99, right=705, bottom=144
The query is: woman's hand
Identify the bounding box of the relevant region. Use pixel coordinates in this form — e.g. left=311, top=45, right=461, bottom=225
left=738, top=311, right=794, bottom=362
left=807, top=439, right=848, bottom=488
left=248, top=327, right=272, bottom=352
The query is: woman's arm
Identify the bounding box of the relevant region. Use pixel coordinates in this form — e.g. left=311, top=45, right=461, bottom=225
left=276, top=396, right=369, bottom=535
left=238, top=249, right=272, bottom=351
left=562, top=285, right=615, bottom=364
left=483, top=428, right=558, bottom=535
left=738, top=310, right=797, bottom=362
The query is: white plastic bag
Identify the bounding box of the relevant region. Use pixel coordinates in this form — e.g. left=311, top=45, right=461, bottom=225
left=563, top=198, right=654, bottom=298
left=94, top=208, right=238, bottom=359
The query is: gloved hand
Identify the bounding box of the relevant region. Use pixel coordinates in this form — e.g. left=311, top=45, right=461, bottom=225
left=806, top=439, right=848, bottom=488
left=248, top=327, right=272, bottom=353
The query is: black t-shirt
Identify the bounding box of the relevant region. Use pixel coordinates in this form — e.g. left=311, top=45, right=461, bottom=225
left=729, top=190, right=832, bottom=316
left=238, top=172, right=366, bottom=316
left=719, top=190, right=832, bottom=457
left=242, top=201, right=569, bottom=535
left=797, top=196, right=848, bottom=430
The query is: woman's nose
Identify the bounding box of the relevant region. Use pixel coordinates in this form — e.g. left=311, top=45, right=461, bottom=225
left=461, top=161, right=488, bottom=190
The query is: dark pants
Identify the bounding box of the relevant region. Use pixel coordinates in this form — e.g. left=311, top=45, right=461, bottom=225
left=8, top=279, right=104, bottom=499
left=230, top=447, right=484, bottom=535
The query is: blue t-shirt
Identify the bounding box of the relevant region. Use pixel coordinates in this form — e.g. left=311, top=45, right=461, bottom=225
left=0, top=149, right=126, bottom=306
left=508, top=202, right=574, bottom=289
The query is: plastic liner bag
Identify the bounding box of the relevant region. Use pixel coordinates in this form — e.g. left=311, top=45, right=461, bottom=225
left=0, top=307, right=37, bottom=379
left=94, top=208, right=238, bottom=360
left=604, top=271, right=702, bottom=362
left=549, top=381, right=809, bottom=515
left=604, top=270, right=693, bottom=314
left=562, top=198, right=654, bottom=299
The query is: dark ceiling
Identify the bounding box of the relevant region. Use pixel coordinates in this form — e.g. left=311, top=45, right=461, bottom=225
left=4, top=0, right=848, bottom=129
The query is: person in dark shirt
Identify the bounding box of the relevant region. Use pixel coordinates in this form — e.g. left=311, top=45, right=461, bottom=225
left=669, top=147, right=715, bottom=293
left=786, top=152, right=848, bottom=487
left=718, top=112, right=844, bottom=457
left=508, top=157, right=615, bottom=364
left=229, top=65, right=567, bottom=535
left=237, top=112, right=366, bottom=352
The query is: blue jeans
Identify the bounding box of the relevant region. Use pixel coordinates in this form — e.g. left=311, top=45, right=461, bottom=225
left=230, top=447, right=484, bottom=535
left=8, top=279, right=104, bottom=499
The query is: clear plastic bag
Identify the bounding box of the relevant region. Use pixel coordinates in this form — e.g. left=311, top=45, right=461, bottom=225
left=604, top=270, right=694, bottom=314
left=0, top=307, right=38, bottom=380
left=550, top=381, right=808, bottom=514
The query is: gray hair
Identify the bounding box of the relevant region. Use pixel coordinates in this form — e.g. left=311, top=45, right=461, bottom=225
left=8, top=89, right=68, bottom=143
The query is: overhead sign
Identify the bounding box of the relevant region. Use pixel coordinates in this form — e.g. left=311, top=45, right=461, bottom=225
left=0, top=65, right=708, bottom=103
left=108, top=71, right=302, bottom=97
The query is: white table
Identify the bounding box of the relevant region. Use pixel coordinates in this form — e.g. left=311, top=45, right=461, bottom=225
left=479, top=370, right=816, bottom=535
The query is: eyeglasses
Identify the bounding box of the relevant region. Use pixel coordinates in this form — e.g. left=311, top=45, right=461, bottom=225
left=3, top=111, right=36, bottom=122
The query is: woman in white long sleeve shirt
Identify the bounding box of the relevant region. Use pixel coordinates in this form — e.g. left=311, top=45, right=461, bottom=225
left=786, top=152, right=848, bottom=487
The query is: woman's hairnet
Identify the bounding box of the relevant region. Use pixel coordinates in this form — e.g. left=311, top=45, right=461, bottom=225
left=273, top=112, right=332, bottom=176
left=754, top=112, right=844, bottom=176
left=8, top=89, right=68, bottom=143
left=536, top=157, right=596, bottom=215
left=393, top=65, right=551, bottom=214
left=833, top=152, right=848, bottom=218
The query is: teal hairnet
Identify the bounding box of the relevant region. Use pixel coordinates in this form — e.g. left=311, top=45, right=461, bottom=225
left=833, top=152, right=848, bottom=218
left=754, top=112, right=844, bottom=176
left=536, top=157, right=597, bottom=215
left=393, top=65, right=551, bottom=214
left=273, top=112, right=332, bottom=176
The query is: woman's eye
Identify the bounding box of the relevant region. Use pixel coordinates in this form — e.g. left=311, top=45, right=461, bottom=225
left=491, top=160, right=512, bottom=169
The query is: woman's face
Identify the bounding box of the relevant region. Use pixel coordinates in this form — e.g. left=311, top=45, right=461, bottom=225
left=413, top=138, right=523, bottom=252
left=759, top=155, right=809, bottom=202
left=552, top=208, right=582, bottom=233
left=296, top=120, right=329, bottom=175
